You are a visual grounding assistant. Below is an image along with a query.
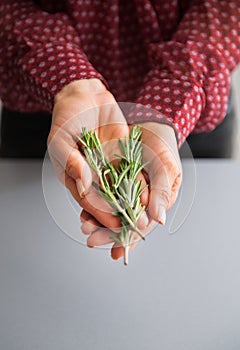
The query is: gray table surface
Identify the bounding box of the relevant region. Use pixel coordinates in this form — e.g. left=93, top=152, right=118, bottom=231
left=0, top=159, right=240, bottom=350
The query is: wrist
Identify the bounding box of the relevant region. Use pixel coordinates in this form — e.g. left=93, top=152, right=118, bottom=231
left=54, top=78, right=107, bottom=103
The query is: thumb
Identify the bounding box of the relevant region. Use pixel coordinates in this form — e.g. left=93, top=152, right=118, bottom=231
left=147, top=161, right=172, bottom=225
left=66, top=147, right=93, bottom=197
left=48, top=133, right=92, bottom=197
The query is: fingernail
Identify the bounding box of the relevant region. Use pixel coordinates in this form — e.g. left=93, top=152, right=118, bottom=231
left=76, top=179, right=85, bottom=198
left=158, top=206, right=166, bottom=225
left=112, top=254, right=121, bottom=260
left=87, top=243, right=95, bottom=248
left=138, top=212, right=149, bottom=229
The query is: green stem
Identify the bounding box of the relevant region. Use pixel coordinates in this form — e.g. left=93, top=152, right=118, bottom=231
left=98, top=170, right=145, bottom=240
left=124, top=245, right=129, bottom=266
left=106, top=188, right=144, bottom=240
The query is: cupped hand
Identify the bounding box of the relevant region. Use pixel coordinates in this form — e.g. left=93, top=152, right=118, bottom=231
left=47, top=78, right=149, bottom=231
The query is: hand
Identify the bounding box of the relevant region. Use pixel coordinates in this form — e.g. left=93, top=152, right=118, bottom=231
left=139, top=122, right=182, bottom=223
left=81, top=122, right=182, bottom=260
left=47, top=79, right=148, bottom=231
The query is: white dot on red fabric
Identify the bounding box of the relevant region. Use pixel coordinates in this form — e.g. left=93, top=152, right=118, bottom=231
left=164, top=97, right=171, bottom=103
left=37, top=52, right=44, bottom=58
left=163, top=87, right=170, bottom=92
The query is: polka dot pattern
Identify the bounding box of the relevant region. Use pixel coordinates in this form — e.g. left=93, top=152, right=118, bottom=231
left=0, top=0, right=239, bottom=146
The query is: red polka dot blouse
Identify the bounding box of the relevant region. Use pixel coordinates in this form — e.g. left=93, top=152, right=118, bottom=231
left=0, top=0, right=239, bottom=146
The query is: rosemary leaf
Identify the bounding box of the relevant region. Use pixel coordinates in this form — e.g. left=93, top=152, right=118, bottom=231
left=77, top=125, right=148, bottom=265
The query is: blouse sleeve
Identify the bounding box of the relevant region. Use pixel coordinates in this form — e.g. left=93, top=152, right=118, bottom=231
left=0, top=0, right=109, bottom=112
left=126, top=0, right=240, bottom=147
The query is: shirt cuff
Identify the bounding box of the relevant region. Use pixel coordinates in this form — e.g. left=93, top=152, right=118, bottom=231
left=17, top=42, right=109, bottom=112
left=126, top=70, right=206, bottom=148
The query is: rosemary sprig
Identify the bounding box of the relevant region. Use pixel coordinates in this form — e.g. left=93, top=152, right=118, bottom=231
left=77, top=126, right=147, bottom=265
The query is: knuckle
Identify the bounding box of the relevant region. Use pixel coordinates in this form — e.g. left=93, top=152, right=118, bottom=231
left=153, top=187, right=170, bottom=206
left=171, top=165, right=181, bottom=183
left=175, top=171, right=183, bottom=187
left=156, top=148, right=181, bottom=177
left=159, top=189, right=170, bottom=205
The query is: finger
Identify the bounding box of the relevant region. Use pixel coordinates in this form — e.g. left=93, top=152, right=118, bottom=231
left=87, top=228, right=119, bottom=247
left=66, top=148, right=93, bottom=197
left=65, top=175, right=82, bottom=202
left=48, top=133, right=92, bottom=195
left=81, top=219, right=101, bottom=235
left=111, top=216, right=156, bottom=261
left=139, top=122, right=182, bottom=224
left=52, top=151, right=122, bottom=230
left=111, top=241, right=137, bottom=261
left=50, top=156, right=85, bottom=211
left=80, top=209, right=93, bottom=223
left=147, top=161, right=172, bottom=225
left=79, top=188, right=122, bottom=230
left=53, top=156, right=122, bottom=231
left=108, top=208, right=156, bottom=262
left=137, top=211, right=149, bottom=230
left=137, top=171, right=149, bottom=208
left=69, top=174, right=122, bottom=232
left=98, top=105, right=129, bottom=165
left=146, top=147, right=182, bottom=224
left=98, top=103, right=129, bottom=143
left=80, top=209, right=103, bottom=232
left=168, top=173, right=182, bottom=209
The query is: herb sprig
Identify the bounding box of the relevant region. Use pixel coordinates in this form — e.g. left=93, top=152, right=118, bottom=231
left=77, top=126, right=147, bottom=265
